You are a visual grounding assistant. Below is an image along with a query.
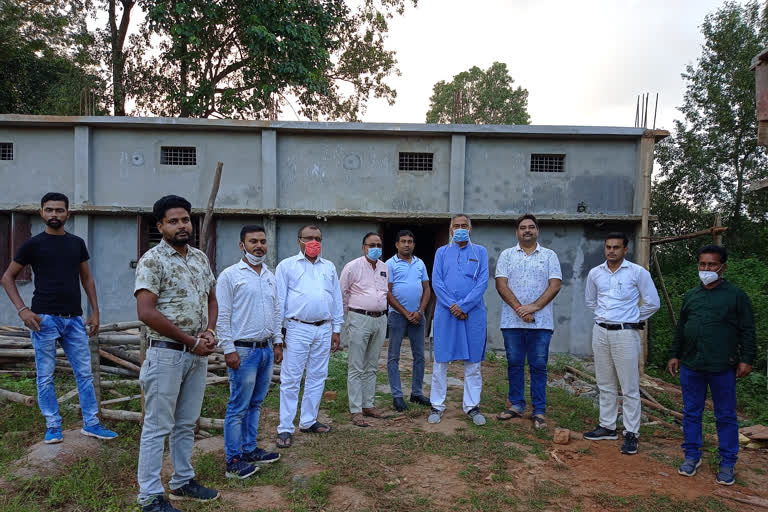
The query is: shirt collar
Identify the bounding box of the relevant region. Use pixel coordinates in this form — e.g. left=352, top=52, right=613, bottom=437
left=159, top=239, right=186, bottom=257
left=296, top=250, right=326, bottom=265
left=600, top=259, right=630, bottom=272
left=514, top=243, right=540, bottom=254
left=393, top=254, right=419, bottom=264
left=237, top=258, right=269, bottom=275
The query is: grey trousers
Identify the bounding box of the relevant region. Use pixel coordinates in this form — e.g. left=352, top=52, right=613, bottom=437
left=345, top=311, right=387, bottom=413
left=137, top=347, right=208, bottom=504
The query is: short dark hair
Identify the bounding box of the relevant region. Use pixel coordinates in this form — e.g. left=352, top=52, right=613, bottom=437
left=516, top=213, right=538, bottom=229
left=362, top=231, right=380, bottom=245
left=698, top=244, right=727, bottom=264
left=153, top=195, right=191, bottom=223
left=240, top=224, right=266, bottom=242
left=396, top=230, right=414, bottom=242
left=605, top=232, right=629, bottom=247
left=297, top=224, right=321, bottom=238
left=451, top=213, right=471, bottom=226
left=41, top=192, right=69, bottom=209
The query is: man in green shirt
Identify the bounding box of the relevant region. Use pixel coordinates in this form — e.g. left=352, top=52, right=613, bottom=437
left=667, top=245, right=755, bottom=486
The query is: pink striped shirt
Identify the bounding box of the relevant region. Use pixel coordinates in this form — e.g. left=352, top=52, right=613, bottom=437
left=340, top=256, right=389, bottom=312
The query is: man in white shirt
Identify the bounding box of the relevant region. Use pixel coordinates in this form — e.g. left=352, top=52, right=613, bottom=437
left=583, top=232, right=660, bottom=456
left=495, top=214, right=562, bottom=430
left=216, top=225, right=281, bottom=480
left=340, top=232, right=389, bottom=427
left=275, top=225, right=343, bottom=448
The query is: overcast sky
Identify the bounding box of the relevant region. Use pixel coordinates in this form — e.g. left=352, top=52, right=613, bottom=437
left=357, top=0, right=731, bottom=130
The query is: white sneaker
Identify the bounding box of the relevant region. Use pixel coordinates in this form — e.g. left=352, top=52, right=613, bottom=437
left=427, top=408, right=444, bottom=424
left=467, top=407, right=486, bottom=426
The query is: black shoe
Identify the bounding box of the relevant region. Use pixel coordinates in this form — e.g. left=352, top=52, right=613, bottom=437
left=621, top=432, right=638, bottom=455
left=393, top=397, right=408, bottom=411
left=169, top=479, right=219, bottom=502
left=409, top=394, right=431, bottom=407
left=141, top=495, right=181, bottom=512
left=583, top=425, right=618, bottom=441
left=243, top=447, right=281, bottom=464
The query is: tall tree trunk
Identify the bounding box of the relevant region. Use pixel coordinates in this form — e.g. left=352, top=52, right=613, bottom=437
left=109, top=0, right=135, bottom=116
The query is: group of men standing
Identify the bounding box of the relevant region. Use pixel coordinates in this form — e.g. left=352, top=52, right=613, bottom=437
left=0, top=193, right=758, bottom=512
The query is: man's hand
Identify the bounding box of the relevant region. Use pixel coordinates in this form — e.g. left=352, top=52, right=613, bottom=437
left=273, top=344, right=283, bottom=364
left=20, top=309, right=42, bottom=332
left=449, top=303, right=465, bottom=318
left=331, top=333, right=341, bottom=352
left=225, top=352, right=241, bottom=370
left=459, top=312, right=468, bottom=320
left=523, top=314, right=534, bottom=323
left=406, top=311, right=421, bottom=325
left=85, top=312, right=100, bottom=337
left=667, top=358, right=679, bottom=377
left=193, top=332, right=216, bottom=356
left=736, top=362, right=752, bottom=378
left=516, top=304, right=540, bottom=318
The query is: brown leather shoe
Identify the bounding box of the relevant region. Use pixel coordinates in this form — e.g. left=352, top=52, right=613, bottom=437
left=351, top=413, right=370, bottom=427
left=362, top=407, right=387, bottom=418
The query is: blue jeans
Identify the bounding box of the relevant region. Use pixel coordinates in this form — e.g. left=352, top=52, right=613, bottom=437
left=502, top=328, right=553, bottom=416
left=31, top=314, right=99, bottom=428
left=387, top=311, right=426, bottom=398
left=224, top=345, right=273, bottom=463
left=680, top=365, right=739, bottom=467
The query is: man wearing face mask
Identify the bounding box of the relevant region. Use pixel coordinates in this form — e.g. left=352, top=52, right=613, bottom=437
left=340, top=232, right=389, bottom=427
left=428, top=214, right=489, bottom=426
left=668, top=245, right=755, bottom=486
left=216, top=225, right=281, bottom=480
left=274, top=225, right=343, bottom=448
left=583, top=233, right=660, bottom=457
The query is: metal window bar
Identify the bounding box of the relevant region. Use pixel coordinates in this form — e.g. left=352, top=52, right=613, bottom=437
left=140, top=215, right=200, bottom=255
left=399, top=152, right=434, bottom=172
left=0, top=143, right=13, bottom=161
left=530, top=154, right=565, bottom=173
left=160, top=146, right=197, bottom=166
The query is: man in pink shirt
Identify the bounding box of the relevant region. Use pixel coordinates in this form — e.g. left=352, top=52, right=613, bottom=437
left=340, top=232, right=389, bottom=427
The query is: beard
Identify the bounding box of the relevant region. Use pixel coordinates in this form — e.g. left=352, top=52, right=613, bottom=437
left=169, top=231, right=190, bottom=247
left=46, top=218, right=63, bottom=228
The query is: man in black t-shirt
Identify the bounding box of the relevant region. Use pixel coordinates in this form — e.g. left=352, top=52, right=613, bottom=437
left=1, top=192, right=117, bottom=444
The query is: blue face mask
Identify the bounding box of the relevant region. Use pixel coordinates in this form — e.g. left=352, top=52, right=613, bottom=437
left=452, top=229, right=470, bottom=242
left=367, top=247, right=382, bottom=261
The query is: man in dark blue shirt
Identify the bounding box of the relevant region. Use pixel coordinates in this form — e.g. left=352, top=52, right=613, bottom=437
left=1, top=192, right=117, bottom=444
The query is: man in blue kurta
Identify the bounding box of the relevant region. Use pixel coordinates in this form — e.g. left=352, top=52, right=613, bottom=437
left=428, top=214, right=489, bottom=426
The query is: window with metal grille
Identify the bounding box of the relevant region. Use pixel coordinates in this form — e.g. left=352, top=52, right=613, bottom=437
left=138, top=214, right=201, bottom=257
left=160, top=146, right=197, bottom=166
left=530, top=154, right=565, bottom=173
left=398, top=152, right=434, bottom=172
left=0, top=142, right=13, bottom=160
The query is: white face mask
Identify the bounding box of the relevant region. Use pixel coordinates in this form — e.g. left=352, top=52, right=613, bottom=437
left=699, top=269, right=721, bottom=286
left=244, top=251, right=266, bottom=266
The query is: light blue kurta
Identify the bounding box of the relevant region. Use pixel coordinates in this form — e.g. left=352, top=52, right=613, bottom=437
left=432, top=242, right=489, bottom=363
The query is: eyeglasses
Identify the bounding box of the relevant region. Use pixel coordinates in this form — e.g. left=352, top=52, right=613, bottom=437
left=364, top=243, right=383, bottom=248
left=299, top=236, right=322, bottom=243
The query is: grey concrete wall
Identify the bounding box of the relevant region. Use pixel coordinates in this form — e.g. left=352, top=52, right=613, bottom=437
left=464, top=138, right=639, bottom=215
left=90, top=129, right=262, bottom=208
left=0, top=128, right=75, bottom=205
left=91, top=217, right=139, bottom=322
left=276, top=135, right=451, bottom=212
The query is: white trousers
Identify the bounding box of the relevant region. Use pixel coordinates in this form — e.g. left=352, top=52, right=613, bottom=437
left=430, top=360, right=482, bottom=413
left=592, top=324, right=642, bottom=434
left=278, top=321, right=332, bottom=434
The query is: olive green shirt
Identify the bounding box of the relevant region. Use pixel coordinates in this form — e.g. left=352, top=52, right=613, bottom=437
left=134, top=239, right=216, bottom=342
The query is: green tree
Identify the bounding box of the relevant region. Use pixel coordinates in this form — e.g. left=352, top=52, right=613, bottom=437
left=425, top=61, right=530, bottom=125
left=123, top=0, right=415, bottom=119
left=654, top=1, right=768, bottom=251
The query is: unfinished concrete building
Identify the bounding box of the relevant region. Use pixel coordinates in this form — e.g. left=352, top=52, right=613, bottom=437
left=0, top=115, right=667, bottom=354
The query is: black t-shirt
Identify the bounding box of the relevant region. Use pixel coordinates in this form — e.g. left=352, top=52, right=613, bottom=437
left=14, top=232, right=90, bottom=315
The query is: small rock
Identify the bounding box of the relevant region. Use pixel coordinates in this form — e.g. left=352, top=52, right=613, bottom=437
left=659, top=471, right=670, bottom=477
left=323, top=391, right=337, bottom=401
left=553, top=428, right=570, bottom=445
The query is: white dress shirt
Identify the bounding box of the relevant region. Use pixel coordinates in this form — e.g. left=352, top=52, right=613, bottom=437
left=215, top=260, right=282, bottom=354
left=495, top=243, right=562, bottom=330
left=275, top=252, right=344, bottom=333
left=585, top=259, right=660, bottom=323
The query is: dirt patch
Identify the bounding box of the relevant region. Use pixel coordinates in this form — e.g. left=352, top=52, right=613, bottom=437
left=327, top=484, right=373, bottom=511
left=222, top=485, right=288, bottom=511
left=397, top=454, right=468, bottom=506
left=11, top=428, right=104, bottom=479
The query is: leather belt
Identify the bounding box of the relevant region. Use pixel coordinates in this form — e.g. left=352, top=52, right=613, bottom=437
left=596, top=322, right=645, bottom=331
left=149, top=339, right=188, bottom=351
left=234, top=338, right=271, bottom=349
left=349, top=308, right=387, bottom=318
left=290, top=318, right=329, bottom=326
left=43, top=313, right=79, bottom=318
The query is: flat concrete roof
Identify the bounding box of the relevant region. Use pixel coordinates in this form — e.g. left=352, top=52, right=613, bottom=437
left=0, top=115, right=668, bottom=140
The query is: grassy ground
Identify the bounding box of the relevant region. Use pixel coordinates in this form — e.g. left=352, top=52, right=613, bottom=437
left=0, top=354, right=757, bottom=512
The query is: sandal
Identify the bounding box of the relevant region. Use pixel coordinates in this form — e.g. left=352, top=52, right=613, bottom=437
left=496, top=409, right=522, bottom=421
left=351, top=413, right=370, bottom=427
left=275, top=432, right=292, bottom=448
left=299, top=422, right=332, bottom=434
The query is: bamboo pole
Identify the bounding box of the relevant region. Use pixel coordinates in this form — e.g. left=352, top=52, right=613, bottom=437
left=99, top=349, right=141, bottom=373
left=0, top=388, right=35, bottom=406
left=101, top=346, right=141, bottom=366
left=97, top=334, right=140, bottom=345
left=96, top=408, right=225, bottom=429
left=58, top=387, right=80, bottom=404
left=650, top=226, right=728, bottom=246
left=100, top=394, right=142, bottom=406
left=713, top=214, right=723, bottom=245
left=652, top=249, right=677, bottom=327
left=200, top=161, right=224, bottom=253
left=0, top=348, right=63, bottom=358
left=98, top=321, right=144, bottom=332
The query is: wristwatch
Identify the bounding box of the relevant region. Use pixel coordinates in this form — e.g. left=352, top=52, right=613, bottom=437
left=417, top=310, right=424, bottom=316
